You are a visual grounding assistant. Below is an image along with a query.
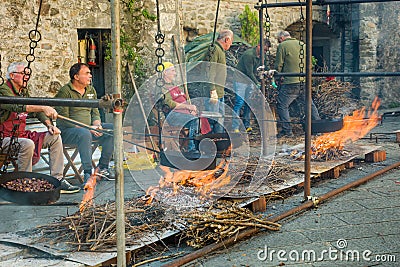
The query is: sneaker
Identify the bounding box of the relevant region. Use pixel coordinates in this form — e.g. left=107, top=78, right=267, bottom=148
left=276, top=132, right=294, bottom=138
left=233, top=129, right=240, bottom=133
left=59, top=179, right=80, bottom=194
left=81, top=173, right=91, bottom=189
left=98, top=168, right=115, bottom=181
left=246, top=127, right=252, bottom=133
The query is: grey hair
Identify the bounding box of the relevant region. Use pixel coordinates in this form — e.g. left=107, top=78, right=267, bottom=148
left=6, top=62, right=26, bottom=79
left=277, top=30, right=291, bottom=38
left=217, top=29, right=234, bottom=41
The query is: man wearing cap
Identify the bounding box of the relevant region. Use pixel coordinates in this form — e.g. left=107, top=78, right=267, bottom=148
left=160, top=62, right=199, bottom=152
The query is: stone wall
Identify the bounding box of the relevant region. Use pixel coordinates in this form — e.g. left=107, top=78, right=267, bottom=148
left=1, top=1, right=399, bottom=107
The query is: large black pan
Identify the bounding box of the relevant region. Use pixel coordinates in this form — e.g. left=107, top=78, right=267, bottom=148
left=306, top=118, right=344, bottom=134
left=0, top=172, right=61, bottom=205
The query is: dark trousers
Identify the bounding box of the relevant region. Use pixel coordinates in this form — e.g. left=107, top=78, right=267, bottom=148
left=277, top=83, right=320, bottom=134
left=61, top=123, right=114, bottom=173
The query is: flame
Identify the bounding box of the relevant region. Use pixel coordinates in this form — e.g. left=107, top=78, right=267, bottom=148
left=79, top=168, right=99, bottom=212
left=312, top=97, right=381, bottom=156
left=146, top=160, right=231, bottom=204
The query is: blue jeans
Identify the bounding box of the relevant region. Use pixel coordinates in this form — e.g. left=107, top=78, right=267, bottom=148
left=277, top=83, right=320, bottom=134
left=61, top=123, right=114, bottom=173
left=166, top=111, right=199, bottom=151
left=204, top=97, right=225, bottom=133
left=232, top=82, right=251, bottom=130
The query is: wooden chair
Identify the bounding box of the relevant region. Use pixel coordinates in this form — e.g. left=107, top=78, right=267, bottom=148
left=62, top=141, right=99, bottom=183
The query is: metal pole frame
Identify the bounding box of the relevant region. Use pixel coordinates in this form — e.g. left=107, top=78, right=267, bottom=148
left=111, top=1, right=126, bottom=267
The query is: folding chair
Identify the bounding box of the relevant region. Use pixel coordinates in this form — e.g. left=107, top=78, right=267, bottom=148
left=62, top=140, right=99, bottom=183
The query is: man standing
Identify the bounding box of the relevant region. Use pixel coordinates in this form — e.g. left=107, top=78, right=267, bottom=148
left=187, top=29, right=233, bottom=133
left=232, top=39, right=271, bottom=133
left=55, top=63, right=114, bottom=187
left=0, top=62, right=80, bottom=193
left=274, top=30, right=320, bottom=137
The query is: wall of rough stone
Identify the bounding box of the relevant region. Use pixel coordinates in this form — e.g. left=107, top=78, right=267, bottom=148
left=1, top=1, right=398, bottom=107
left=359, top=2, right=400, bottom=106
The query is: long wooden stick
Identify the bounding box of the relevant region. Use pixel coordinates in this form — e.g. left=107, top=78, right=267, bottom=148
left=172, top=35, right=191, bottom=105
left=126, top=64, right=157, bottom=152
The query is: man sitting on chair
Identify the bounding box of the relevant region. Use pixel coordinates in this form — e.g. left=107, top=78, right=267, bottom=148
left=0, top=62, right=80, bottom=193
left=55, top=63, right=114, bottom=187
left=161, top=62, right=199, bottom=152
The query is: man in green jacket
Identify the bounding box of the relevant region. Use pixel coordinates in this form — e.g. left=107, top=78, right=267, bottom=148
left=201, top=29, right=233, bottom=133
left=232, top=39, right=271, bottom=133
left=274, top=30, right=320, bottom=137
left=0, top=62, right=79, bottom=193
left=55, top=63, right=114, bottom=187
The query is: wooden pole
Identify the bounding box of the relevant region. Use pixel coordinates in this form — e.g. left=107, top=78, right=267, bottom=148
left=172, top=35, right=191, bottom=104
left=126, top=64, right=157, bottom=152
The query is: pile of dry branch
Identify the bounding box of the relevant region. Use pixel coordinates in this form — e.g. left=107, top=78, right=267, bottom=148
left=312, top=79, right=357, bottom=118
left=37, top=199, right=173, bottom=251
left=180, top=201, right=281, bottom=248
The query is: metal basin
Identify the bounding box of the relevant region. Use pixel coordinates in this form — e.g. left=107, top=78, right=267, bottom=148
left=0, top=172, right=61, bottom=205
left=159, top=150, right=216, bottom=170
left=194, top=132, right=243, bottom=153
left=306, top=118, right=344, bottom=134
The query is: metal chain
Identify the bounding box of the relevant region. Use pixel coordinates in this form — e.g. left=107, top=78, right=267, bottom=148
left=298, top=0, right=305, bottom=85
left=264, top=0, right=274, bottom=102
left=0, top=55, right=4, bottom=86
left=21, top=0, right=43, bottom=95
left=154, top=0, right=165, bottom=88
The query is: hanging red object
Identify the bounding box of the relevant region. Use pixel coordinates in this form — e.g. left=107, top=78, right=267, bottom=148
left=88, top=38, right=97, bottom=66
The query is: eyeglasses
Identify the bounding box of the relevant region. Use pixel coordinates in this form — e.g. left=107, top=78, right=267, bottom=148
left=12, top=72, right=27, bottom=75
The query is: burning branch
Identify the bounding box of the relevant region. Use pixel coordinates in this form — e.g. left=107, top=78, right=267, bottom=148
left=311, top=97, right=381, bottom=161
left=146, top=160, right=232, bottom=204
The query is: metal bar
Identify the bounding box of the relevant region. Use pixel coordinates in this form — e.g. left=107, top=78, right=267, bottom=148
left=259, top=2, right=268, bottom=156
left=258, top=0, right=400, bottom=8
left=273, top=72, right=400, bottom=77
left=0, top=96, right=109, bottom=108
left=110, top=1, right=126, bottom=266
left=304, top=0, right=313, bottom=199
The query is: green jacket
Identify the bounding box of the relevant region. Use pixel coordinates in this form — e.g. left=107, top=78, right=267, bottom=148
left=0, top=80, right=49, bottom=124
left=55, top=81, right=101, bottom=129
left=205, top=42, right=227, bottom=98
left=236, top=47, right=261, bottom=85
left=274, top=38, right=305, bottom=84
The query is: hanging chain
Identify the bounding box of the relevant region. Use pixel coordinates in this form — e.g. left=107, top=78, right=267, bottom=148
left=21, top=0, right=43, bottom=95
left=204, top=0, right=221, bottom=62
left=298, top=0, right=305, bottom=85
left=154, top=0, right=165, bottom=88
left=263, top=0, right=274, bottom=102
left=0, top=55, right=4, bottom=86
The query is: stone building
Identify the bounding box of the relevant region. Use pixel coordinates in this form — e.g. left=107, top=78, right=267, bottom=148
left=0, top=0, right=398, bottom=108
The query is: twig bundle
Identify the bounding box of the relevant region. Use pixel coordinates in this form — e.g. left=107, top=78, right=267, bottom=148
left=37, top=199, right=171, bottom=251
left=180, top=202, right=281, bottom=248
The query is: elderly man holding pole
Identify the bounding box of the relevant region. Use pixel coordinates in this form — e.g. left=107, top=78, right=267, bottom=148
left=0, top=61, right=80, bottom=193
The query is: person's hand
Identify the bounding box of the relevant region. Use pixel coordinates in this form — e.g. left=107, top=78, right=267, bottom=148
left=210, top=90, right=219, bottom=104
left=42, top=106, right=58, bottom=119
left=47, top=125, right=61, bottom=135
left=90, top=124, right=103, bottom=137
left=187, top=104, right=198, bottom=115
left=267, top=69, right=277, bottom=77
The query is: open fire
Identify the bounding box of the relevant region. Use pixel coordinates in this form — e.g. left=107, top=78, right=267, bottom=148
left=311, top=97, right=381, bottom=160
left=79, top=168, right=99, bottom=212
left=146, top=159, right=231, bottom=204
